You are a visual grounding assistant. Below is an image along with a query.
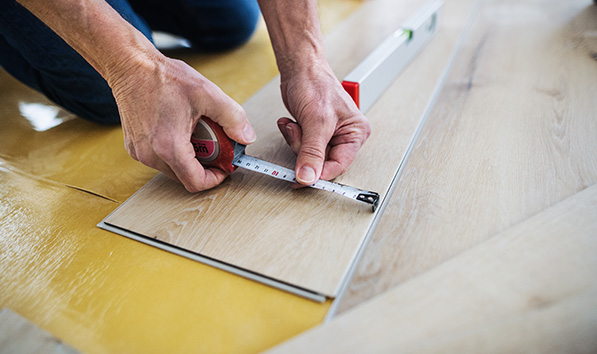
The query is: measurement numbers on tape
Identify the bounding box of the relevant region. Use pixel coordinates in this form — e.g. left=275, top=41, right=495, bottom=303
left=192, top=117, right=380, bottom=212
left=233, top=150, right=380, bottom=212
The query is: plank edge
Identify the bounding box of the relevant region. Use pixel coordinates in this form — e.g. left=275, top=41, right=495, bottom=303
left=97, top=220, right=327, bottom=303
left=325, top=0, right=485, bottom=321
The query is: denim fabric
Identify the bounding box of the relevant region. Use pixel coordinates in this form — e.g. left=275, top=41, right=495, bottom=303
left=128, top=0, right=260, bottom=52
left=0, top=0, right=259, bottom=124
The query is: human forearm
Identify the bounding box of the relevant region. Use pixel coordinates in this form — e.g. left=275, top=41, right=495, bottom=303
left=258, top=0, right=371, bottom=185
left=16, top=0, right=256, bottom=192
left=257, top=0, right=326, bottom=78
left=16, top=0, right=160, bottom=87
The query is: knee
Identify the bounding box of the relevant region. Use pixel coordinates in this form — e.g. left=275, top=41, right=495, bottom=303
left=42, top=81, right=122, bottom=125
left=189, top=0, right=260, bottom=52
left=76, top=100, right=121, bottom=125
left=56, top=96, right=121, bottom=125
left=225, top=0, right=260, bottom=48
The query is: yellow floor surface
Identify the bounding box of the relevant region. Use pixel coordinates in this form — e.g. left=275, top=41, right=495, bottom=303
left=0, top=2, right=361, bottom=353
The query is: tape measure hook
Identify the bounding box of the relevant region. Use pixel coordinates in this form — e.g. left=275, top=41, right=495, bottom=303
left=357, top=192, right=380, bottom=212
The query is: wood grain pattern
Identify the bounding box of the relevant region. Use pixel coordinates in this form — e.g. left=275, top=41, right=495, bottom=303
left=338, top=0, right=597, bottom=311
left=265, top=183, right=597, bottom=353
left=0, top=309, right=80, bottom=354
left=102, top=0, right=477, bottom=297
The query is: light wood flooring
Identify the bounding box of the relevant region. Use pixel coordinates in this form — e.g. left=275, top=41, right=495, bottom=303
left=102, top=0, right=457, bottom=298
left=1, top=0, right=595, bottom=352
left=267, top=0, right=597, bottom=351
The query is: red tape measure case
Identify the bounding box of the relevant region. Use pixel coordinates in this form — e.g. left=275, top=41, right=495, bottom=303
left=191, top=117, right=237, bottom=174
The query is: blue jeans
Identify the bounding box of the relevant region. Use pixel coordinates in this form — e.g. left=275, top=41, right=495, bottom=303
left=0, top=0, right=260, bottom=124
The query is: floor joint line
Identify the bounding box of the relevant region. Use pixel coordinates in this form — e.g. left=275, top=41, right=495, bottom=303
left=324, top=0, right=485, bottom=321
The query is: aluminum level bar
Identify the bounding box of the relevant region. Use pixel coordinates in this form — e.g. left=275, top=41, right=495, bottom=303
left=342, top=1, right=443, bottom=113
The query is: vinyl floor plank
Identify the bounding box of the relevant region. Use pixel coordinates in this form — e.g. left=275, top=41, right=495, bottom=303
left=265, top=183, right=597, bottom=353
left=339, top=0, right=597, bottom=311
left=102, top=0, right=478, bottom=298
left=0, top=158, right=330, bottom=354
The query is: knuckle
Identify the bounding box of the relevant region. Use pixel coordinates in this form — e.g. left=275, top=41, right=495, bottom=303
left=125, top=142, right=137, bottom=160
left=184, top=183, right=203, bottom=193
left=151, top=135, right=174, bottom=161
left=361, top=120, right=372, bottom=140
left=225, top=101, right=247, bottom=126
left=135, top=148, right=155, bottom=167
left=190, top=76, right=206, bottom=92
left=300, top=144, right=326, bottom=161
left=335, top=166, right=349, bottom=178
left=184, top=177, right=216, bottom=193
left=231, top=101, right=245, bottom=117
left=344, top=117, right=372, bottom=144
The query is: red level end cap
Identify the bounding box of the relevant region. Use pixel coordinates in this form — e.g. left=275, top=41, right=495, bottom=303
left=341, top=81, right=360, bottom=109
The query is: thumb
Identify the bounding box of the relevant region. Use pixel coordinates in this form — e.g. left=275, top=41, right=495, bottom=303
left=199, top=84, right=256, bottom=145
left=295, top=126, right=332, bottom=185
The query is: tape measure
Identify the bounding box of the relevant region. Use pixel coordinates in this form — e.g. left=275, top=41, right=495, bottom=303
left=191, top=117, right=379, bottom=212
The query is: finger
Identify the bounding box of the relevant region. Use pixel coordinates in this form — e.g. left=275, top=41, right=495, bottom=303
left=319, top=117, right=371, bottom=180
left=295, top=122, right=334, bottom=185
left=199, top=85, right=256, bottom=145
left=152, top=131, right=228, bottom=192
left=320, top=141, right=360, bottom=181
left=122, top=130, right=138, bottom=161
left=133, top=142, right=180, bottom=182
left=276, top=117, right=293, bottom=145
left=153, top=158, right=181, bottom=183
left=285, top=124, right=303, bottom=155
left=160, top=146, right=228, bottom=192
left=277, top=117, right=302, bottom=155
left=291, top=142, right=332, bottom=188
left=169, top=141, right=229, bottom=192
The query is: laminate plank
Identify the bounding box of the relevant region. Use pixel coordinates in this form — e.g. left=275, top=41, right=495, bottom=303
left=0, top=158, right=331, bottom=354
left=338, top=0, right=597, bottom=311
left=0, top=309, right=80, bottom=354
left=102, top=0, right=478, bottom=297
left=265, top=184, right=597, bottom=353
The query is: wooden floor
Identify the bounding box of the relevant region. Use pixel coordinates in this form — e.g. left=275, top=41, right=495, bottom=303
left=338, top=0, right=597, bottom=314
left=1, top=0, right=595, bottom=352
left=0, top=309, right=80, bottom=354
left=267, top=0, right=597, bottom=351
left=268, top=184, right=597, bottom=353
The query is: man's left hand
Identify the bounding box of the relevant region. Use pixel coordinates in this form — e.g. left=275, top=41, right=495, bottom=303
left=277, top=60, right=371, bottom=185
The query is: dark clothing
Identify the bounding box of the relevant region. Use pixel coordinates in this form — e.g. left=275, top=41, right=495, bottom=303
left=0, top=0, right=260, bottom=124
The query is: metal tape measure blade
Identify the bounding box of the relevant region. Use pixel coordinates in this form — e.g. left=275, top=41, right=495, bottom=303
left=233, top=153, right=379, bottom=212
left=191, top=118, right=379, bottom=212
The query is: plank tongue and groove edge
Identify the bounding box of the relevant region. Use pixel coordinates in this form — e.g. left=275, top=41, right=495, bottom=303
left=99, top=0, right=464, bottom=299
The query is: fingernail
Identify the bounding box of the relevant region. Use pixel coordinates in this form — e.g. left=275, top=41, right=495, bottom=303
left=298, top=166, right=316, bottom=184
left=244, top=124, right=256, bottom=143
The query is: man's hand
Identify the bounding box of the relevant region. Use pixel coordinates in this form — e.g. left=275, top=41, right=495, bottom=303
left=277, top=60, right=370, bottom=184
left=16, top=0, right=256, bottom=193
left=258, top=0, right=371, bottom=185
left=109, top=53, right=256, bottom=192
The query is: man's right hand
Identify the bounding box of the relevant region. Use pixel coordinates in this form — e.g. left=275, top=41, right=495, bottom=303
left=17, top=0, right=255, bottom=193
left=108, top=53, right=256, bottom=192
